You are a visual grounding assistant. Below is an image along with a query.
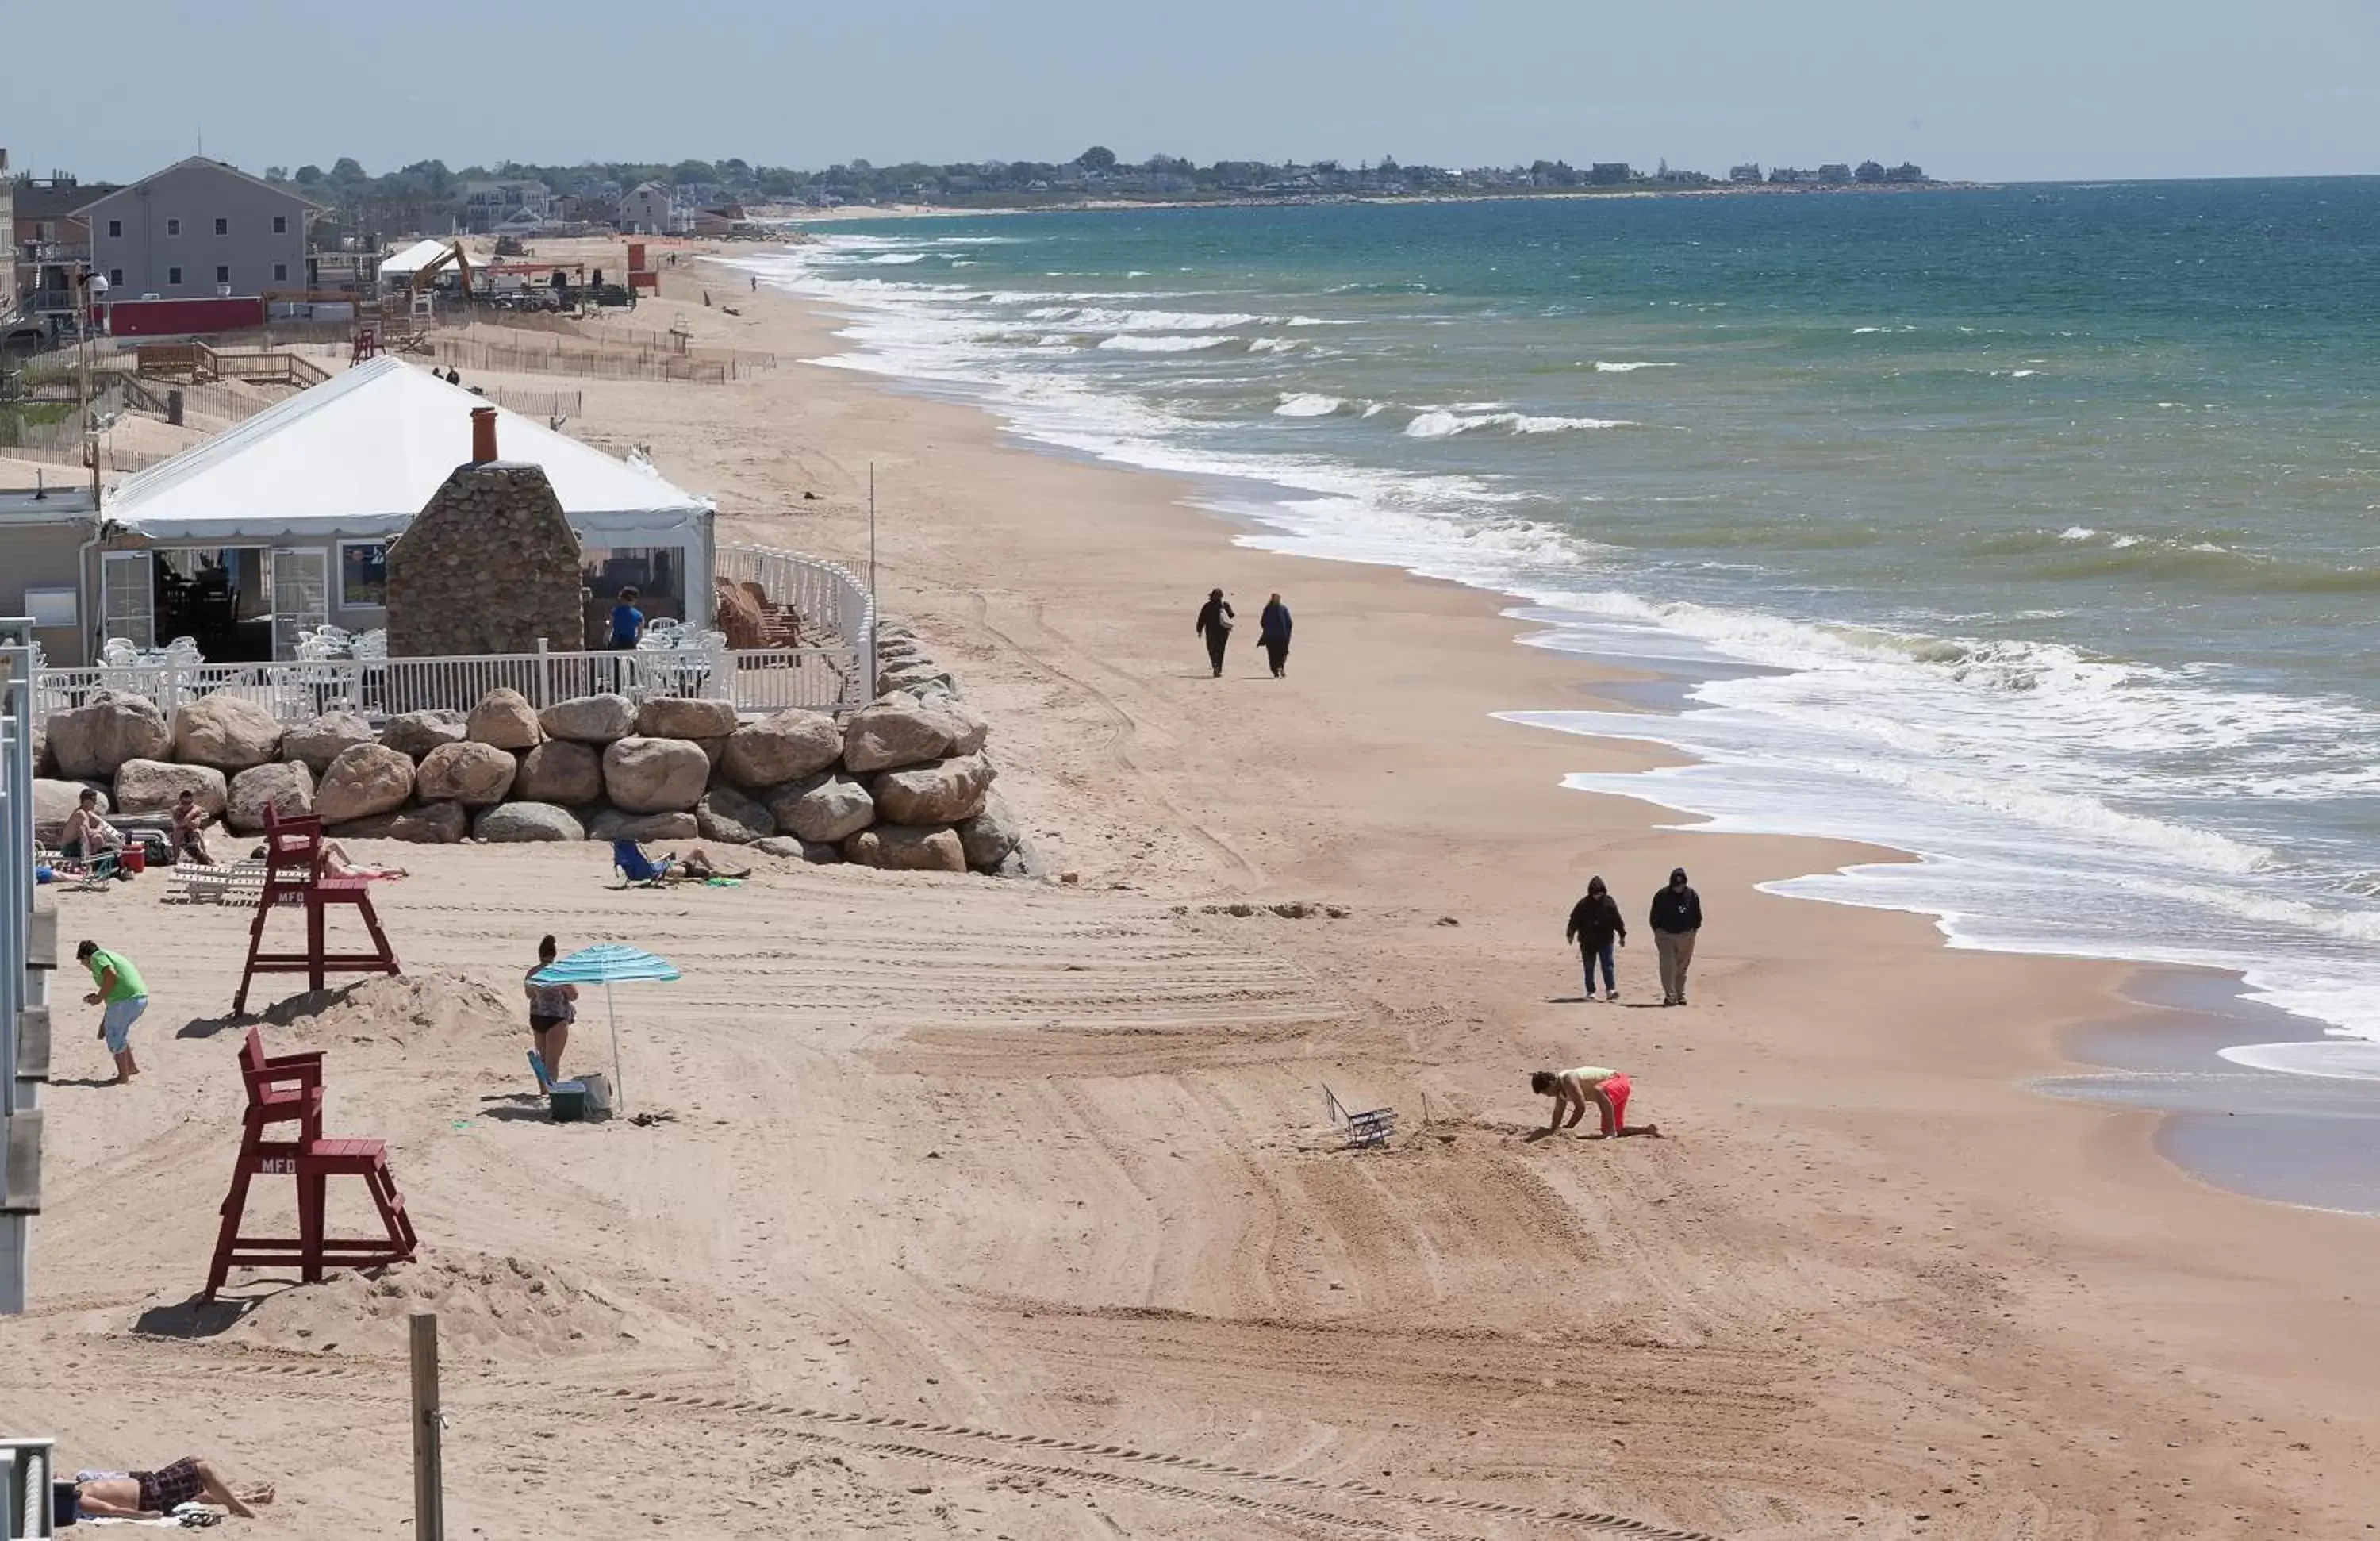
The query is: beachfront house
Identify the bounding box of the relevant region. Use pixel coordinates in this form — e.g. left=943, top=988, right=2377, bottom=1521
left=0, top=150, right=15, bottom=326
left=619, top=181, right=681, bottom=236
left=80, top=158, right=321, bottom=302
left=0, top=358, right=716, bottom=668
left=459, top=179, right=553, bottom=236
left=9, top=173, right=121, bottom=345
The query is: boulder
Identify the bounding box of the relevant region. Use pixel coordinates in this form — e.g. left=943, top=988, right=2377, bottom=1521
left=46, top=692, right=171, bottom=778
left=635, top=695, right=739, bottom=741
left=382, top=709, right=466, bottom=760
left=873, top=754, right=994, bottom=827
left=766, top=771, right=875, bottom=845
left=414, top=740, right=520, bottom=807
left=992, top=844, right=1046, bottom=881
left=955, top=790, right=1023, bottom=870
left=32, top=779, right=106, bottom=843
left=844, top=824, right=966, bottom=873
left=938, top=699, right=990, bottom=757
left=721, top=709, right=843, bottom=789
left=697, top=785, right=775, bottom=844
left=314, top=744, right=416, bottom=824
left=474, top=801, right=585, bottom=843
left=332, top=801, right=470, bottom=844
left=840, top=694, right=956, bottom=774
left=31, top=724, right=51, bottom=778
left=466, top=687, right=543, bottom=750
left=878, top=662, right=958, bottom=697
left=225, top=762, right=316, bottom=835
left=169, top=693, right=283, bottom=772
left=601, top=736, right=709, bottom=813
left=539, top=693, right=637, bottom=744
left=515, top=740, right=604, bottom=805
left=588, top=809, right=699, bottom=843
left=282, top=711, right=378, bottom=774
left=754, top=835, right=842, bottom=864
left=114, top=759, right=227, bottom=816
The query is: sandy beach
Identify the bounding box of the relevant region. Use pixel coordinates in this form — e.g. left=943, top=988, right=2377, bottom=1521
left=8, top=244, right=2380, bottom=1538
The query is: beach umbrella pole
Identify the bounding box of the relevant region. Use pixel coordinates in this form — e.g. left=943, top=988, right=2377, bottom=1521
left=606, top=982, right=625, bottom=1109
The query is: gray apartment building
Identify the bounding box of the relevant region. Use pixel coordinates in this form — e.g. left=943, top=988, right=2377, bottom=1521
left=80, top=156, right=321, bottom=300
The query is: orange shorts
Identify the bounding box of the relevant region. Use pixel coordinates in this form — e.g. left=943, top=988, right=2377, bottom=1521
left=1601, top=1072, right=1631, bottom=1128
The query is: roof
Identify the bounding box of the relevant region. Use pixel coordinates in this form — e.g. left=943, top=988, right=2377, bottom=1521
left=13, top=182, right=120, bottom=221
left=75, top=157, right=325, bottom=217
left=380, top=237, right=463, bottom=276
left=104, top=357, right=712, bottom=542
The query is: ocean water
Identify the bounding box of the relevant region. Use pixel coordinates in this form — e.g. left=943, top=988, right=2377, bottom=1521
left=739, top=183, right=2380, bottom=1081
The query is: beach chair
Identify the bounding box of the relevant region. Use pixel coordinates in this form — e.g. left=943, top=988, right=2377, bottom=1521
left=1322, top=1084, right=1398, bottom=1151
left=611, top=840, right=675, bottom=887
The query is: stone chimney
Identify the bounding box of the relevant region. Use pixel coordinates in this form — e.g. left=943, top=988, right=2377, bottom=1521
left=384, top=419, right=585, bottom=659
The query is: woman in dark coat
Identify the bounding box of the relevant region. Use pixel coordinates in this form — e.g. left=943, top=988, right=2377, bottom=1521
left=1564, top=875, right=1626, bottom=1001
left=1195, top=588, right=1234, bottom=676
left=1257, top=592, right=1292, bottom=678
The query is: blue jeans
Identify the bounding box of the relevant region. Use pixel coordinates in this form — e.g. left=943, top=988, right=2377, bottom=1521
left=1583, top=940, right=1616, bottom=997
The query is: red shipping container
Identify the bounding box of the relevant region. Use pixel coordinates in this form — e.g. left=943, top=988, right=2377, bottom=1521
left=102, top=296, right=269, bottom=338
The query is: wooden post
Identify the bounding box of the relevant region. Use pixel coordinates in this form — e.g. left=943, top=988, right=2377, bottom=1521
left=409, top=1312, right=444, bottom=1541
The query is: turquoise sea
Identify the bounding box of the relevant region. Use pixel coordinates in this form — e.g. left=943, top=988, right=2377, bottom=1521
left=744, top=181, right=2380, bottom=1086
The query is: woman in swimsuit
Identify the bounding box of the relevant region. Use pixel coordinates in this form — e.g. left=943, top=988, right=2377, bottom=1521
left=525, top=933, right=579, bottom=1080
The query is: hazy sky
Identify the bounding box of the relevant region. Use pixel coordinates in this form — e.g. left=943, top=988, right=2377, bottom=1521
left=12, top=0, right=2378, bottom=184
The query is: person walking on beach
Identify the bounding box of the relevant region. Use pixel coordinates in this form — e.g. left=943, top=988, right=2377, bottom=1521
left=525, top=933, right=578, bottom=1081
left=1649, top=867, right=1704, bottom=1006
left=1258, top=592, right=1293, bottom=678
left=1565, top=876, right=1626, bottom=1001
left=1529, top=1066, right=1656, bottom=1138
left=77, top=939, right=148, bottom=1086
left=1195, top=588, right=1235, bottom=677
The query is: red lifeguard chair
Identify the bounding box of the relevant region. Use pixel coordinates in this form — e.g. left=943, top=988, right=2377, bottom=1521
left=232, top=809, right=401, bottom=1015
left=203, top=1027, right=416, bottom=1301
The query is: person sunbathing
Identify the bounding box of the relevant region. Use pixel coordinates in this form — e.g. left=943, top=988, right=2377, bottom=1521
left=1530, top=1066, right=1660, bottom=1139
left=58, top=790, right=125, bottom=863
left=74, top=1455, right=274, bottom=1519
left=616, top=840, right=750, bottom=883
left=320, top=840, right=409, bottom=881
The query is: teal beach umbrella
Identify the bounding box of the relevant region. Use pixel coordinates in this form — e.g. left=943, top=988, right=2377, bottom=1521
left=529, top=943, right=680, bottom=1108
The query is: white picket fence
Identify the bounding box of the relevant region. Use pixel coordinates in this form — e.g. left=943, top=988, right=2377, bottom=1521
left=30, top=544, right=878, bottom=729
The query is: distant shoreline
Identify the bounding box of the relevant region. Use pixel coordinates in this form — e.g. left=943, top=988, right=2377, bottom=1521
left=761, top=179, right=1997, bottom=224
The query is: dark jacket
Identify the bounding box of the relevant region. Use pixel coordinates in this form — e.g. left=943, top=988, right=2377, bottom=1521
left=1196, top=598, right=1234, bottom=638
left=1649, top=883, right=1703, bottom=934
left=1259, top=601, right=1292, bottom=646
left=1566, top=892, right=1625, bottom=950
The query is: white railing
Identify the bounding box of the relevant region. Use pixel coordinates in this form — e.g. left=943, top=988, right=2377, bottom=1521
left=715, top=541, right=876, bottom=695
left=32, top=641, right=866, bottom=728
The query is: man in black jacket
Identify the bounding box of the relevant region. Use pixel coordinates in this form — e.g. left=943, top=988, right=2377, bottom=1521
left=1564, top=876, right=1626, bottom=1001
left=1649, top=867, right=1703, bottom=1006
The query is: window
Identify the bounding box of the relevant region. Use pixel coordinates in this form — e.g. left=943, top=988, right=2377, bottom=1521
left=166, top=217, right=181, bottom=236
left=107, top=218, right=122, bottom=238
left=214, top=264, right=230, bottom=284
left=273, top=263, right=288, bottom=282
left=213, top=217, right=228, bottom=236
left=167, top=266, right=183, bottom=285
left=272, top=215, right=287, bottom=234
left=109, top=269, right=124, bottom=286
left=337, top=542, right=389, bottom=609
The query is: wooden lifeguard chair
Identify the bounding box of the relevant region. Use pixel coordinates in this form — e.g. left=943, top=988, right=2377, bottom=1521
left=231, top=809, right=401, bottom=1015
left=203, top=1027, right=416, bottom=1301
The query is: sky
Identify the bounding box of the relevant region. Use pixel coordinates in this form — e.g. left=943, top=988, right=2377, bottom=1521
left=10, top=0, right=2379, bottom=185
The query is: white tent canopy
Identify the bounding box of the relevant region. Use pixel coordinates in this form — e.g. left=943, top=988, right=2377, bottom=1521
left=378, top=238, right=464, bottom=279
left=105, top=356, right=714, bottom=545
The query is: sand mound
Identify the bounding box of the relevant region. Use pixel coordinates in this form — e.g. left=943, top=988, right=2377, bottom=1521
left=157, top=1251, right=687, bottom=1362
left=252, top=970, right=517, bottom=1055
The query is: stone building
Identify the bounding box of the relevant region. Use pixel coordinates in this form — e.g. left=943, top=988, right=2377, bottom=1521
left=386, top=411, right=585, bottom=656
